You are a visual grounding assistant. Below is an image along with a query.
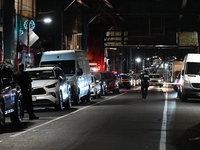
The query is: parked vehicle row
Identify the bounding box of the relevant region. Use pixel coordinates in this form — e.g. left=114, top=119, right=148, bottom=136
left=91, top=71, right=120, bottom=95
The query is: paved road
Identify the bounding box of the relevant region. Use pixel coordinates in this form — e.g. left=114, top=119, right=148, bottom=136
left=1, top=85, right=200, bottom=150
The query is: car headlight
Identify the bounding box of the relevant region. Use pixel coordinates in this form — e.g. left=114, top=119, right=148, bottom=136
left=184, top=78, right=190, bottom=86
left=46, top=82, right=57, bottom=88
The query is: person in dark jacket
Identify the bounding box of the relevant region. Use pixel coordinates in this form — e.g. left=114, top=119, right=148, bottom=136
left=140, top=70, right=150, bottom=99
left=15, top=63, right=39, bottom=120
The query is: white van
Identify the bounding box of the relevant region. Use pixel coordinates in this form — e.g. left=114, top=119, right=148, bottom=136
left=40, top=50, right=91, bottom=104
left=179, top=53, right=200, bottom=101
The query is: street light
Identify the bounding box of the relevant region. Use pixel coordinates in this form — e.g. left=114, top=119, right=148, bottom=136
left=136, top=58, right=141, bottom=63
left=136, top=57, right=141, bottom=72
left=43, top=18, right=52, bottom=23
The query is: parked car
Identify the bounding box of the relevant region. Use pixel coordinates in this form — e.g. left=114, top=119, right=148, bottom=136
left=90, top=75, right=101, bottom=98
left=100, top=71, right=120, bottom=94
left=119, top=74, right=133, bottom=89
left=25, top=66, right=71, bottom=110
left=39, top=50, right=91, bottom=104
left=91, top=71, right=108, bottom=96
left=149, top=74, right=164, bottom=87
left=0, top=64, right=23, bottom=127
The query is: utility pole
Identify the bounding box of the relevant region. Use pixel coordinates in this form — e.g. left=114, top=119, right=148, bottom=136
left=26, top=19, right=30, bottom=68
left=2, top=0, right=14, bottom=63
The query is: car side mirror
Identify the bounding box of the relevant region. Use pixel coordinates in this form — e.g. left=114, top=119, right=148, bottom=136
left=58, top=76, right=64, bottom=82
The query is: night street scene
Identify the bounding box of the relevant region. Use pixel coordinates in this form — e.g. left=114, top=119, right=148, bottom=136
left=0, top=0, right=200, bottom=150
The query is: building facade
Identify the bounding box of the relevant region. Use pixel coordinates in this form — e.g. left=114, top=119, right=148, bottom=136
left=0, top=0, right=35, bottom=68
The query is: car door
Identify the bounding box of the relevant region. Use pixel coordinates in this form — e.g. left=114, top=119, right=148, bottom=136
left=76, top=61, right=86, bottom=97
left=55, top=68, right=68, bottom=101
left=1, top=68, right=16, bottom=110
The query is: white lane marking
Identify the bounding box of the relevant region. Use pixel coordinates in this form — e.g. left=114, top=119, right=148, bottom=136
left=159, top=91, right=168, bottom=150
left=10, top=92, right=126, bottom=138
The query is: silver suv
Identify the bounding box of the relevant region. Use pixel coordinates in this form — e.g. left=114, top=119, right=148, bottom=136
left=25, top=66, right=71, bottom=110
left=0, top=64, right=23, bottom=127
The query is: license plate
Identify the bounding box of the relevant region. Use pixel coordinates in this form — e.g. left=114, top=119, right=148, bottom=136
left=32, top=96, right=37, bottom=101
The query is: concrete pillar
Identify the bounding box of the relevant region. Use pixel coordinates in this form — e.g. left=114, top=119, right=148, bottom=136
left=54, top=0, right=63, bottom=50
left=129, top=48, right=133, bottom=72
left=82, top=7, right=87, bottom=52
left=3, top=0, right=14, bottom=62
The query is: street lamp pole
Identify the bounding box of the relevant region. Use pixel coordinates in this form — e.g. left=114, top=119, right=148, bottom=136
left=26, top=19, right=30, bottom=68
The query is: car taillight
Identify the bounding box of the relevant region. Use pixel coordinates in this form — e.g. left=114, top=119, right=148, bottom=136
left=107, top=81, right=115, bottom=88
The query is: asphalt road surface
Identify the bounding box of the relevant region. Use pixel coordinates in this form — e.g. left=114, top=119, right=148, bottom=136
left=1, top=84, right=200, bottom=150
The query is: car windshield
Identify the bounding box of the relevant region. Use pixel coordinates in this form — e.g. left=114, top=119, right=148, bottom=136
left=186, top=62, right=200, bottom=75
left=27, top=70, right=56, bottom=80
left=41, top=60, right=75, bottom=75
left=149, top=75, right=160, bottom=78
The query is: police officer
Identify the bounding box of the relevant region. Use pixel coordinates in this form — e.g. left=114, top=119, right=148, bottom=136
left=15, top=63, right=39, bottom=120
left=140, top=70, right=150, bottom=99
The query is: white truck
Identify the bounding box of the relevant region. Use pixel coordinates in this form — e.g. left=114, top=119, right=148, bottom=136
left=179, top=53, right=200, bottom=102
left=40, top=50, right=91, bottom=104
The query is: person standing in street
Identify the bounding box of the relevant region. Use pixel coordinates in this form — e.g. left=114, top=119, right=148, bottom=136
left=140, top=70, right=150, bottom=99
left=15, top=63, right=39, bottom=120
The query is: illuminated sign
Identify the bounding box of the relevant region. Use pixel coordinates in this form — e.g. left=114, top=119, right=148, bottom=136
left=176, top=32, right=199, bottom=46
left=24, top=20, right=35, bottom=30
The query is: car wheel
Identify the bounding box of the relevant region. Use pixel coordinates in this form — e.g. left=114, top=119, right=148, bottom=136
left=98, top=91, right=101, bottom=98
left=100, top=85, right=104, bottom=96
left=72, top=89, right=80, bottom=105
left=113, top=89, right=116, bottom=94
left=104, top=88, right=108, bottom=95
left=81, top=89, right=91, bottom=103
left=10, top=98, right=23, bottom=124
left=64, top=91, right=72, bottom=109
left=181, top=95, right=187, bottom=102
left=0, top=102, right=5, bottom=128
left=55, top=92, right=63, bottom=110
left=180, top=92, right=187, bottom=102
left=94, top=90, right=98, bottom=99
